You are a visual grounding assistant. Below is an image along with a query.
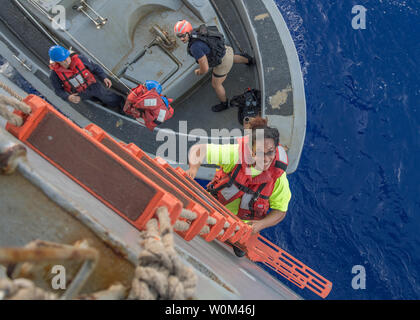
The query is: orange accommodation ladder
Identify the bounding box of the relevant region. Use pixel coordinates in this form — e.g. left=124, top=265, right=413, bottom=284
left=5, top=95, right=183, bottom=230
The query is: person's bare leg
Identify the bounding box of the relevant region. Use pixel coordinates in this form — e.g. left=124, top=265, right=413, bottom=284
left=211, top=74, right=230, bottom=112
left=212, top=74, right=228, bottom=102
left=233, top=54, right=249, bottom=64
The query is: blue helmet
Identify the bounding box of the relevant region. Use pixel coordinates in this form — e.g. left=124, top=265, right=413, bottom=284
left=49, top=45, right=70, bottom=62
left=145, top=80, right=162, bottom=95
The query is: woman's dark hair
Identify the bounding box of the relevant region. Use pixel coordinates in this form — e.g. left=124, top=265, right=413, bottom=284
left=248, top=117, right=280, bottom=148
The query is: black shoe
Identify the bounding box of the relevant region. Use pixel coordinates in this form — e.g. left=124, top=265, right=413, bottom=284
left=117, top=107, right=126, bottom=116
left=240, top=52, right=255, bottom=66
left=233, top=246, right=246, bottom=258
left=211, top=100, right=229, bottom=112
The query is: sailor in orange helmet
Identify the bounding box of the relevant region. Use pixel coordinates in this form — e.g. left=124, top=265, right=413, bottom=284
left=174, top=20, right=255, bottom=113
left=186, top=117, right=291, bottom=257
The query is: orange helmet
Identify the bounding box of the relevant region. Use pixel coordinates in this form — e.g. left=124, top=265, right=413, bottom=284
left=174, top=20, right=193, bottom=35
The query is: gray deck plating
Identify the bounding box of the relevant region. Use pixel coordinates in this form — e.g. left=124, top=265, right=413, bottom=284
left=242, top=0, right=294, bottom=117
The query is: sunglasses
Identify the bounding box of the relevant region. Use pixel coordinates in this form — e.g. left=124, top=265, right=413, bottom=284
left=176, top=33, right=187, bottom=39
left=254, top=150, right=276, bottom=157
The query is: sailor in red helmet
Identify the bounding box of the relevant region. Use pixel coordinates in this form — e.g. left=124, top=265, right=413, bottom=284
left=174, top=20, right=255, bottom=113
left=49, top=45, right=125, bottom=114
left=186, top=117, right=291, bottom=257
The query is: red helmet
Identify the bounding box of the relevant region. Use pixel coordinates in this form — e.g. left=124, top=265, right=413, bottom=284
left=174, top=20, right=193, bottom=35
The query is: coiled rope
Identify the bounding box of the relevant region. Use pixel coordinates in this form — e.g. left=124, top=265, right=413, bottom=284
left=129, top=207, right=197, bottom=300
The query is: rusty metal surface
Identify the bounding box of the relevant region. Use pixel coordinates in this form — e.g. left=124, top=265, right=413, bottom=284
left=0, top=128, right=27, bottom=174
left=0, top=244, right=98, bottom=264
left=0, top=143, right=26, bottom=174
left=0, top=168, right=135, bottom=294
left=1, top=240, right=100, bottom=299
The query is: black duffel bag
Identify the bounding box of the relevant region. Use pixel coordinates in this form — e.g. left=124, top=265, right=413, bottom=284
left=230, top=88, right=261, bottom=126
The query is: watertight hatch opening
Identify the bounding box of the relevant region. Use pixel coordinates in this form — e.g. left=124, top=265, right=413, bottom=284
left=123, top=46, right=178, bottom=85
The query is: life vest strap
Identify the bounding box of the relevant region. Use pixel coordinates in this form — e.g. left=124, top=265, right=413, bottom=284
left=246, top=183, right=267, bottom=220
left=275, top=160, right=288, bottom=171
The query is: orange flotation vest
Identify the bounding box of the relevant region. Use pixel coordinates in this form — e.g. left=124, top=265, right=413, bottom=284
left=207, top=137, right=288, bottom=220
left=124, top=84, right=174, bottom=131
left=50, top=54, right=96, bottom=93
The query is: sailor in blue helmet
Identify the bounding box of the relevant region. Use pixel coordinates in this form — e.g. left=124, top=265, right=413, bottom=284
left=48, top=45, right=125, bottom=114
left=145, top=80, right=169, bottom=107
left=124, top=79, right=174, bottom=130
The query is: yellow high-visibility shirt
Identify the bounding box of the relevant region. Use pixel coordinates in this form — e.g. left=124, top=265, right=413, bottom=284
left=206, top=144, right=291, bottom=215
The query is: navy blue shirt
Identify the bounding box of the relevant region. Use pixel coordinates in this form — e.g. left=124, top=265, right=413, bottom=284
left=49, top=54, right=107, bottom=101
left=189, top=40, right=211, bottom=61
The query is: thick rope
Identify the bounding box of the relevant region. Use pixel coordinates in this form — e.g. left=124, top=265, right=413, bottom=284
left=128, top=207, right=197, bottom=300
left=0, top=94, right=31, bottom=127
left=0, top=81, right=26, bottom=102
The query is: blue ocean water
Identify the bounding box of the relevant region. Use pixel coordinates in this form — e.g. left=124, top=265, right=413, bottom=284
left=1, top=1, right=418, bottom=301
left=265, top=0, right=420, bottom=299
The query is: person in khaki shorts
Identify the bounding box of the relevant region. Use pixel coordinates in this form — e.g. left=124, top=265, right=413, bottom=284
left=174, top=20, right=254, bottom=112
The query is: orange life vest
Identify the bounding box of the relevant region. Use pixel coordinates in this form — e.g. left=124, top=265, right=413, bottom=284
left=207, top=137, right=288, bottom=220
left=124, top=84, right=174, bottom=131
left=50, top=54, right=96, bottom=93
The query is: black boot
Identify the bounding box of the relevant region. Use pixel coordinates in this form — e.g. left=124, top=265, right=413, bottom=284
left=233, top=246, right=246, bottom=258
left=211, top=100, right=229, bottom=112
left=239, top=52, right=255, bottom=66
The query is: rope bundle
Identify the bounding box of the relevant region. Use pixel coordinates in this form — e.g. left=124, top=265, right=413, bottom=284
left=129, top=207, right=197, bottom=300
